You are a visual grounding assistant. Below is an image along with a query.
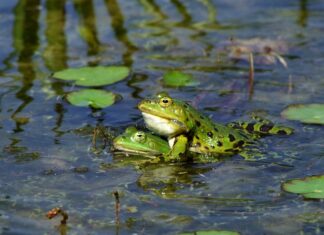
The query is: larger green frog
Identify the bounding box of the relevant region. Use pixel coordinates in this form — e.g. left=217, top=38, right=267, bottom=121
left=138, top=92, right=292, bottom=160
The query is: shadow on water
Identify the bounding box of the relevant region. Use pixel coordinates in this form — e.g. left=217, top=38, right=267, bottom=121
left=298, top=0, right=308, bottom=27
left=138, top=0, right=169, bottom=37
left=44, top=0, right=68, bottom=72
left=11, top=0, right=40, bottom=133
left=0, top=0, right=323, bottom=234
left=73, top=0, right=101, bottom=56
left=104, top=0, right=138, bottom=67
left=43, top=0, right=68, bottom=140
left=171, top=0, right=193, bottom=27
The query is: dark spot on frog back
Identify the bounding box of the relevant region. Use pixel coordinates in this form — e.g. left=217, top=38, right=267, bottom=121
left=228, top=134, right=235, bottom=142
left=246, top=123, right=255, bottom=133
left=195, top=120, right=201, bottom=127
left=277, top=130, right=287, bottom=135
left=260, top=124, right=273, bottom=132
left=207, top=131, right=213, bottom=138
left=233, top=140, right=245, bottom=148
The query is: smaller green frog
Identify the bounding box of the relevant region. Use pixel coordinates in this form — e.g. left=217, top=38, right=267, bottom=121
left=113, top=127, right=170, bottom=156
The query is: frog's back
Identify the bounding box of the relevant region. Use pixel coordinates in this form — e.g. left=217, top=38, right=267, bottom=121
left=189, top=115, right=252, bottom=154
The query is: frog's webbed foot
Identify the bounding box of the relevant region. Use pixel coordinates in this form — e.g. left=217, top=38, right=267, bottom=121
left=163, top=135, right=188, bottom=162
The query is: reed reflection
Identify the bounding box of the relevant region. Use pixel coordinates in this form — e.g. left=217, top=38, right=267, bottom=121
left=44, top=0, right=67, bottom=139
left=171, top=0, right=192, bottom=27
left=44, top=0, right=67, bottom=72
left=104, top=0, right=137, bottom=66
left=298, top=0, right=308, bottom=27
left=73, top=0, right=101, bottom=56
left=12, top=0, right=40, bottom=132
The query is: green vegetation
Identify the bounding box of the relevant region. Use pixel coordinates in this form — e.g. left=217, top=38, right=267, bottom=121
left=162, top=71, right=198, bottom=87
left=53, top=66, right=130, bottom=87
left=281, top=104, right=324, bottom=124
left=66, top=89, right=118, bottom=108
left=282, top=175, right=324, bottom=199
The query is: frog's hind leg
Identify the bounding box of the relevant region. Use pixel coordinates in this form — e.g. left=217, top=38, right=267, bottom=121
left=228, top=117, right=293, bottom=136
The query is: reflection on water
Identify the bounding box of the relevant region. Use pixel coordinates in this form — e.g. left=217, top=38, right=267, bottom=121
left=12, top=0, right=40, bottom=132
left=1, top=0, right=324, bottom=234
left=73, top=0, right=101, bottom=56
left=44, top=0, right=67, bottom=71
left=104, top=0, right=137, bottom=66
left=298, top=0, right=308, bottom=27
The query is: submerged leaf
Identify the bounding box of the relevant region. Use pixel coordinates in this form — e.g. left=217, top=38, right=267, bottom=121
left=282, top=175, right=324, bottom=199
left=66, top=89, right=118, bottom=108
left=281, top=104, right=324, bottom=124
left=162, top=71, right=198, bottom=87
left=53, top=66, right=130, bottom=87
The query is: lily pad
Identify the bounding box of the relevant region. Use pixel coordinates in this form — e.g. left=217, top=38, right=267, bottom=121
left=53, top=66, right=130, bottom=87
left=180, top=230, right=239, bottom=235
left=281, top=104, right=324, bottom=125
left=66, top=89, right=118, bottom=108
left=282, top=175, right=324, bottom=199
left=162, top=71, right=198, bottom=87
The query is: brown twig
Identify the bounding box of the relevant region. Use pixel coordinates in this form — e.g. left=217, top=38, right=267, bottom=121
left=113, top=191, right=120, bottom=226
left=46, top=207, right=69, bottom=225
left=248, top=52, right=254, bottom=99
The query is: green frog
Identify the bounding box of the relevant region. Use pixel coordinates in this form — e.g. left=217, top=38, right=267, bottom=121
left=227, top=116, right=293, bottom=136
left=138, top=92, right=293, bottom=160
left=113, top=126, right=170, bottom=156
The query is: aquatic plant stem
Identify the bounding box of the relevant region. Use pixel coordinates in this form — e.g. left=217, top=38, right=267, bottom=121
left=46, top=207, right=69, bottom=225
left=248, top=52, right=254, bottom=99
left=113, top=191, right=120, bottom=226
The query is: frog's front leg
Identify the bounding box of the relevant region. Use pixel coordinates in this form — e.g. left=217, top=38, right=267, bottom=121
left=164, top=135, right=188, bottom=161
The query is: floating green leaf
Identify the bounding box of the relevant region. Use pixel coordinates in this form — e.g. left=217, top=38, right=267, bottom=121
left=281, top=104, right=324, bottom=125
left=282, top=175, right=324, bottom=199
left=66, top=89, right=118, bottom=108
left=180, top=230, right=240, bottom=235
left=162, top=71, right=198, bottom=87
left=53, top=66, right=130, bottom=87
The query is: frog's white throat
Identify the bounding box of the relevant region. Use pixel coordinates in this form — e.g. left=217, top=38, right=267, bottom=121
left=142, top=112, right=179, bottom=136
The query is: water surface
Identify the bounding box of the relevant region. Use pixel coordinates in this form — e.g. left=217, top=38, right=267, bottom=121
left=0, top=0, right=324, bottom=234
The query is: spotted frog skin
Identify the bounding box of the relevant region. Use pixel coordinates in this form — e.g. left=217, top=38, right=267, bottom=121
left=113, top=126, right=170, bottom=156
left=138, top=92, right=293, bottom=160
left=227, top=116, right=293, bottom=136
left=138, top=92, right=253, bottom=159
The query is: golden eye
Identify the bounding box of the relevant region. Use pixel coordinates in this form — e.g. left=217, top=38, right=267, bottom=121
left=133, top=131, right=146, bottom=143
left=159, top=97, right=172, bottom=107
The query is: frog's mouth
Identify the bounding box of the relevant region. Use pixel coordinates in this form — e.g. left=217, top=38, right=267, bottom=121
left=113, top=140, right=159, bottom=156
left=141, top=112, right=187, bottom=137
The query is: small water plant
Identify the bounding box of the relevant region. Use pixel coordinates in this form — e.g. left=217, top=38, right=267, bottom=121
left=162, top=71, right=198, bottom=87
left=282, top=175, right=324, bottom=199
left=281, top=104, right=324, bottom=125
left=66, top=89, right=118, bottom=108
left=53, top=66, right=130, bottom=87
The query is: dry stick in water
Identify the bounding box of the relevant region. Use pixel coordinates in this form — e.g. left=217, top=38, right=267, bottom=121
left=113, top=191, right=120, bottom=226
left=46, top=207, right=69, bottom=225
left=248, top=52, right=254, bottom=99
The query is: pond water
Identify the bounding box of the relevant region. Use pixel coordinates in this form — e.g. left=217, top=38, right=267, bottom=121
left=0, top=0, right=324, bottom=234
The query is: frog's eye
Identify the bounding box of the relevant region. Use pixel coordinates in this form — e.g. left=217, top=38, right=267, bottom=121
left=132, top=131, right=146, bottom=143
left=159, top=97, right=173, bottom=107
